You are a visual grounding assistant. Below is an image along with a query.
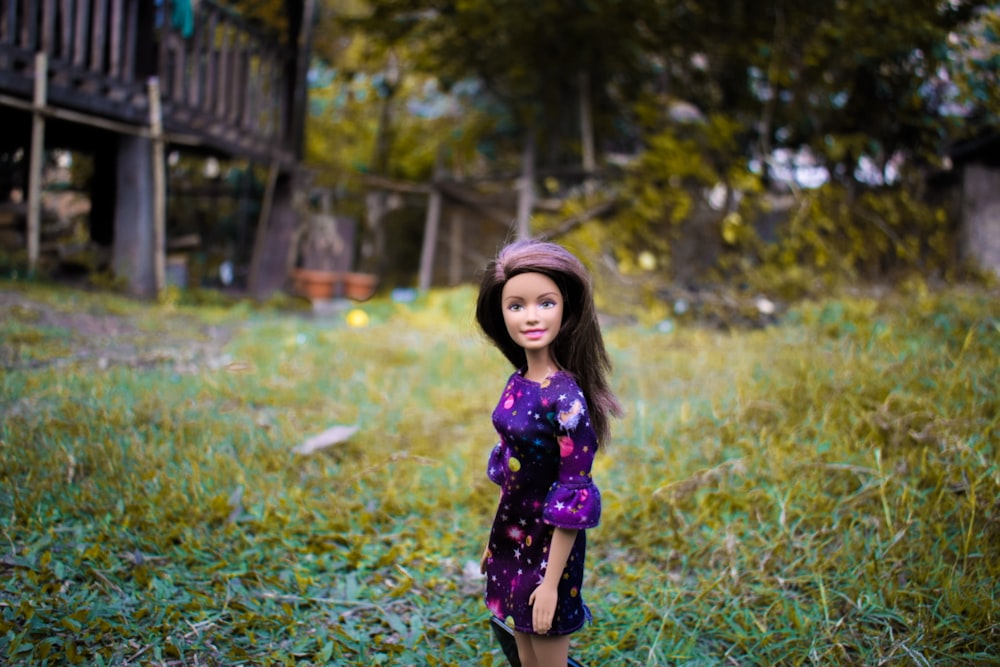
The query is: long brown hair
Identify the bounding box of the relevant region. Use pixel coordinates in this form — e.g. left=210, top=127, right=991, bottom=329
left=476, top=238, right=623, bottom=448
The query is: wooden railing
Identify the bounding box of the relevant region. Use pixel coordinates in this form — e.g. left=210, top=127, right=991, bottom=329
left=0, top=0, right=297, bottom=164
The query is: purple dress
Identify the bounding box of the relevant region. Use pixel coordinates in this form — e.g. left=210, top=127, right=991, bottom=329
left=484, top=369, right=601, bottom=636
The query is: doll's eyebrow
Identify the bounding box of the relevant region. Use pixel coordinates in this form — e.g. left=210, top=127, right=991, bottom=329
left=503, top=291, right=559, bottom=304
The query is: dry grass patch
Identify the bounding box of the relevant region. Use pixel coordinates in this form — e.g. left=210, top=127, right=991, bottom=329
left=1, top=281, right=997, bottom=665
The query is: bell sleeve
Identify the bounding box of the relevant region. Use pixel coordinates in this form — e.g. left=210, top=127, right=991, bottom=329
left=486, top=440, right=507, bottom=487
left=541, top=382, right=602, bottom=529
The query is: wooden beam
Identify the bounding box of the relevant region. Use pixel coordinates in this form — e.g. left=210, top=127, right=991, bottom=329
left=27, top=51, right=47, bottom=274
left=59, top=0, right=75, bottom=62
left=109, top=0, right=123, bottom=77
left=538, top=200, right=617, bottom=241
left=122, top=0, right=137, bottom=83
left=73, top=0, right=89, bottom=67
left=40, top=0, right=55, bottom=52
left=436, top=181, right=512, bottom=226
left=359, top=173, right=431, bottom=195
left=90, top=0, right=108, bottom=73
left=0, top=91, right=268, bottom=158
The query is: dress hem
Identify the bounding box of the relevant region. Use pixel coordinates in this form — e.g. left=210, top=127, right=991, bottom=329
left=488, top=612, right=587, bottom=637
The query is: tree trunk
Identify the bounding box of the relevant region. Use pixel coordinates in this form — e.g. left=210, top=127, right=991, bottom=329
left=360, top=52, right=399, bottom=274
left=579, top=70, right=596, bottom=197
left=515, top=127, right=536, bottom=240
left=758, top=5, right=784, bottom=188
left=285, top=0, right=314, bottom=156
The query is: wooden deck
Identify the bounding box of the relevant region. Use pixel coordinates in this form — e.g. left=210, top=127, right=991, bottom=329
left=0, top=0, right=297, bottom=165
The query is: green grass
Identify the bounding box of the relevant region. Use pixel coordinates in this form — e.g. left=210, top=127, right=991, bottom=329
left=1, top=280, right=998, bottom=666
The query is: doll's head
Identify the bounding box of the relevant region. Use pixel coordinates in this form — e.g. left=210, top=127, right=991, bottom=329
left=477, top=239, right=622, bottom=447
left=476, top=238, right=597, bottom=371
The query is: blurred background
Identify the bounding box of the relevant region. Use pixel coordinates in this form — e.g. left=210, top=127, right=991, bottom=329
left=1, top=0, right=998, bottom=311
left=2, top=4, right=999, bottom=664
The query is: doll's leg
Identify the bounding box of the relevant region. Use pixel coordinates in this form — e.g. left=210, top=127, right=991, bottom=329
left=513, top=631, right=570, bottom=667
left=513, top=631, right=536, bottom=667
left=530, top=634, right=571, bottom=667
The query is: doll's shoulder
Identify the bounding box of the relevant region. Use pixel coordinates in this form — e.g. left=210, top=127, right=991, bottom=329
left=544, top=372, right=588, bottom=431
left=544, top=370, right=584, bottom=399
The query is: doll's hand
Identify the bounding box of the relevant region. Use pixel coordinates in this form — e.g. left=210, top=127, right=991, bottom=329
left=528, top=582, right=559, bottom=634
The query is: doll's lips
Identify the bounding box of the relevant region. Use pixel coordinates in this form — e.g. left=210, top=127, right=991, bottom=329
left=523, top=329, right=546, bottom=339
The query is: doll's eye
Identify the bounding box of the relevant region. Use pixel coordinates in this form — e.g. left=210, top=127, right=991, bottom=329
left=541, top=300, right=557, bottom=309
left=507, top=303, right=523, bottom=312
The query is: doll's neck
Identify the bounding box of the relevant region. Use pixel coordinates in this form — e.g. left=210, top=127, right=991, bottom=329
left=523, top=349, right=558, bottom=383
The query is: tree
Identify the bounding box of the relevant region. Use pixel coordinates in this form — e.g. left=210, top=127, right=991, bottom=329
left=306, top=3, right=501, bottom=275
left=940, top=6, right=1000, bottom=139
left=327, top=0, right=997, bottom=287
left=636, top=0, right=993, bottom=184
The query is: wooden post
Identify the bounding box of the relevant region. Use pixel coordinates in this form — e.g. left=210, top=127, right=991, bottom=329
left=247, top=161, right=280, bottom=295
left=27, top=52, right=47, bottom=274
left=448, top=208, right=464, bottom=286
left=148, top=77, right=166, bottom=292
left=418, top=151, right=445, bottom=291
left=112, top=134, right=157, bottom=296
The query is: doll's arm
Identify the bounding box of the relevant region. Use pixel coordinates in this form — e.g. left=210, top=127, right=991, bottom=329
left=528, top=527, right=578, bottom=633
left=542, top=382, right=602, bottom=528
left=481, top=490, right=502, bottom=574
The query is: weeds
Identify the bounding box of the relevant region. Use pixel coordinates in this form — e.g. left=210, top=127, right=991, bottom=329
left=1, top=282, right=997, bottom=665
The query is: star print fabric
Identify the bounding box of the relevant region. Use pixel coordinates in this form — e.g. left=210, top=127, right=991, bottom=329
left=484, top=370, right=601, bottom=636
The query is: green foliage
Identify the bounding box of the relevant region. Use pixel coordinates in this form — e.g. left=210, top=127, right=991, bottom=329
left=940, top=7, right=1000, bottom=133
left=2, top=281, right=997, bottom=665
left=612, top=110, right=754, bottom=276
left=219, top=0, right=288, bottom=35
left=309, top=1, right=996, bottom=296
left=729, top=182, right=959, bottom=300
left=607, top=101, right=975, bottom=298
left=304, top=36, right=498, bottom=191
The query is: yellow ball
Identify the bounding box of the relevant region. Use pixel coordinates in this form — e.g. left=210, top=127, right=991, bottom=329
left=638, top=250, right=657, bottom=271
left=346, top=309, right=369, bottom=328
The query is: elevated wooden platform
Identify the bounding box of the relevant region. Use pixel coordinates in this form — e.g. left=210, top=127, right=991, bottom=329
left=0, top=0, right=312, bottom=297
left=0, top=0, right=297, bottom=164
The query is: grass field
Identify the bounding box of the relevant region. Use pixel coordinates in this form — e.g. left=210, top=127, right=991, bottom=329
left=1, top=281, right=998, bottom=666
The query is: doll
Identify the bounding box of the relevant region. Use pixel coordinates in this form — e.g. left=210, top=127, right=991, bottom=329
left=476, top=239, right=623, bottom=667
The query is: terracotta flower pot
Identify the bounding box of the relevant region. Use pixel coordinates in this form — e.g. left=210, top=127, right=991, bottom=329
left=290, top=268, right=342, bottom=299
left=343, top=272, right=378, bottom=301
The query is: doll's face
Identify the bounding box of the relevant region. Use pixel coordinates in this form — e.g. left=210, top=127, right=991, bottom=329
left=501, top=272, right=563, bottom=353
